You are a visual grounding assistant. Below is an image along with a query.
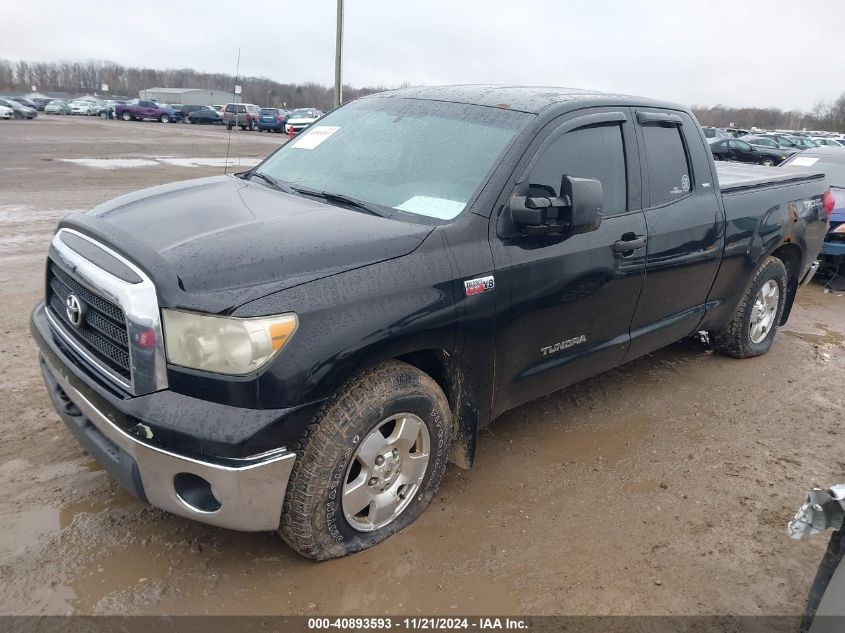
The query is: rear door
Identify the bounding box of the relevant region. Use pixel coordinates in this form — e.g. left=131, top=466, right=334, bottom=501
left=625, top=109, right=724, bottom=360
left=490, top=108, right=647, bottom=416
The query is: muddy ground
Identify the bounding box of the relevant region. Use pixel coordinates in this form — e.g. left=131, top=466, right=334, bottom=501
left=0, top=115, right=843, bottom=618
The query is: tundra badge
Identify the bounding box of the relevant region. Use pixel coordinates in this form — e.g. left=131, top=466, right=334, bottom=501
left=541, top=335, right=587, bottom=356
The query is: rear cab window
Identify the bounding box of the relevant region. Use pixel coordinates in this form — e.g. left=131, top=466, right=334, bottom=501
left=638, top=114, right=694, bottom=207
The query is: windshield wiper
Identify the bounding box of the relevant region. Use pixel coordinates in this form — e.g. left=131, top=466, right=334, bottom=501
left=245, top=171, right=296, bottom=194
left=292, top=187, right=387, bottom=217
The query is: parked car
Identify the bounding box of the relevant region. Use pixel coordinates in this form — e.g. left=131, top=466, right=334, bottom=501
left=115, top=99, right=181, bottom=123
left=32, top=97, right=53, bottom=111
left=0, top=98, right=36, bottom=119
left=179, top=105, right=209, bottom=120
left=811, top=137, right=845, bottom=148
left=709, top=137, right=796, bottom=166
left=788, top=136, right=820, bottom=149
left=9, top=96, right=38, bottom=110
left=701, top=126, right=731, bottom=139
left=90, top=101, right=114, bottom=119
left=69, top=100, right=96, bottom=116
left=224, top=103, right=261, bottom=130
left=781, top=147, right=845, bottom=267
left=211, top=104, right=224, bottom=113
left=788, top=484, right=845, bottom=633
left=0, top=105, right=13, bottom=119
left=257, top=108, right=288, bottom=132
left=29, top=85, right=831, bottom=560
left=744, top=135, right=794, bottom=150
left=44, top=99, right=72, bottom=115
left=185, top=105, right=223, bottom=125
left=284, top=107, right=322, bottom=134
left=758, top=133, right=802, bottom=149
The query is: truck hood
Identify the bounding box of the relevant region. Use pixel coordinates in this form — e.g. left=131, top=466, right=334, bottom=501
left=64, top=175, right=434, bottom=312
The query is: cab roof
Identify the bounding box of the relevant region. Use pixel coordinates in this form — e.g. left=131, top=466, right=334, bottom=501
left=368, top=84, right=680, bottom=115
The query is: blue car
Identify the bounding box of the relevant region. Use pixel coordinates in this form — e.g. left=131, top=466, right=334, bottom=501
left=257, top=108, right=288, bottom=133
left=781, top=148, right=845, bottom=277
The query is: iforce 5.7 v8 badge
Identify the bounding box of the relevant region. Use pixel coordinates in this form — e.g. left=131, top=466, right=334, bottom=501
left=464, top=275, right=495, bottom=296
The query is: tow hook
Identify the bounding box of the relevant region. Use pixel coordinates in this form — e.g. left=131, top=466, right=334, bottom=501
left=788, top=484, right=845, bottom=540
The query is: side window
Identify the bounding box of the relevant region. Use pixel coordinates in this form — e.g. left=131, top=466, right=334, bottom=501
left=528, top=124, right=627, bottom=214
left=225, top=104, right=235, bottom=113
left=641, top=123, right=692, bottom=207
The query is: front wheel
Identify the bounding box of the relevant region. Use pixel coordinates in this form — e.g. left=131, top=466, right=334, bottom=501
left=280, top=360, right=452, bottom=560
left=160, top=114, right=170, bottom=123
left=709, top=256, right=787, bottom=358
left=761, top=158, right=775, bottom=167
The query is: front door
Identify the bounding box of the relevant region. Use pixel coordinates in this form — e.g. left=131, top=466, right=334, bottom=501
left=490, top=108, right=647, bottom=417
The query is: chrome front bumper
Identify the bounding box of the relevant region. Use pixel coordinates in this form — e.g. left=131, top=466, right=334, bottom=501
left=43, top=354, right=296, bottom=532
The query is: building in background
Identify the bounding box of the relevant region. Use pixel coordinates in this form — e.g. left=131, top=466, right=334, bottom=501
left=138, top=87, right=239, bottom=106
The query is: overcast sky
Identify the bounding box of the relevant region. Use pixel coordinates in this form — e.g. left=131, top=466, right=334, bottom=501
left=2, top=0, right=842, bottom=111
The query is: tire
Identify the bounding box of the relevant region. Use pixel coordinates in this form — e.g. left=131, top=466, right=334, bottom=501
left=121, top=111, right=132, bottom=121
left=227, top=123, right=233, bottom=131
left=709, top=256, right=788, bottom=358
left=280, top=360, right=452, bottom=560
left=761, top=158, right=775, bottom=167
left=99, top=111, right=108, bottom=118
left=160, top=114, right=170, bottom=123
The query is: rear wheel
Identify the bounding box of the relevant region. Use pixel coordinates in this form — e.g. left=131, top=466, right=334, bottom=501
left=709, top=256, right=787, bottom=358
left=121, top=111, right=132, bottom=121
left=280, top=360, right=452, bottom=560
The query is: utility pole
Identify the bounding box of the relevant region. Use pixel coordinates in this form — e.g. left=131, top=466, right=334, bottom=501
left=334, top=0, right=344, bottom=108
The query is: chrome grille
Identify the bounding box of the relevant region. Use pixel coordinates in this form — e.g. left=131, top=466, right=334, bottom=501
left=47, top=261, right=131, bottom=380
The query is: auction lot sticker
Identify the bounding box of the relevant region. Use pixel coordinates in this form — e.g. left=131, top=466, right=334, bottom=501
left=790, top=156, right=820, bottom=166
left=292, top=126, right=340, bottom=149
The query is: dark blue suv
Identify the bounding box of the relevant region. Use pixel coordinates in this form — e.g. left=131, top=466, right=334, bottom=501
left=257, top=108, right=288, bottom=133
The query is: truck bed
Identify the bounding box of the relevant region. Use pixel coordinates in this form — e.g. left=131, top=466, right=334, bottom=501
left=716, top=162, right=825, bottom=193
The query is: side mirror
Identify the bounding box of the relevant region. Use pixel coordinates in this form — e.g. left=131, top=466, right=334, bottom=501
left=509, top=176, right=603, bottom=236
left=562, top=176, right=603, bottom=235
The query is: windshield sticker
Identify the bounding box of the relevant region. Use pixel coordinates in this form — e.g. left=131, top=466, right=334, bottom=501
left=291, top=126, right=340, bottom=150
left=396, top=196, right=465, bottom=219
left=790, top=156, right=819, bottom=167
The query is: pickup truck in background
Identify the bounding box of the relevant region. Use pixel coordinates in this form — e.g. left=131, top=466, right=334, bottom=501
left=115, top=99, right=181, bottom=123
left=30, top=86, right=832, bottom=560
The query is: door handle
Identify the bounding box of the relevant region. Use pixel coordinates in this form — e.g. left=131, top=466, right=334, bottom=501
left=612, top=235, right=647, bottom=254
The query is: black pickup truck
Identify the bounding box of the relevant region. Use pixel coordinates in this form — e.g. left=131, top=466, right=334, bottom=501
left=31, top=86, right=833, bottom=560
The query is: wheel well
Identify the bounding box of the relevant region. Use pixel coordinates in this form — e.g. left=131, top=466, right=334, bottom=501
left=770, top=242, right=802, bottom=325
left=396, top=350, right=478, bottom=469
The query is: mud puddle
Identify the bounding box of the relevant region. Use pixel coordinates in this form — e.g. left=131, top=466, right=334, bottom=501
left=783, top=324, right=845, bottom=349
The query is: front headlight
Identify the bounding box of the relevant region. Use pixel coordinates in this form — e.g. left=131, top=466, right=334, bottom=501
left=162, top=309, right=298, bottom=375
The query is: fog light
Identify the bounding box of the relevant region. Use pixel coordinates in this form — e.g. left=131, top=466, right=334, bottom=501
left=173, top=473, right=222, bottom=513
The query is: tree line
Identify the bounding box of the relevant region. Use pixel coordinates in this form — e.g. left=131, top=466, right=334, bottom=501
left=692, top=94, right=845, bottom=133
left=1, top=58, right=844, bottom=130
left=0, top=58, right=385, bottom=111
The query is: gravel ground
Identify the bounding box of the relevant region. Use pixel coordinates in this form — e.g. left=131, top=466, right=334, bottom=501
left=0, top=115, right=843, bottom=620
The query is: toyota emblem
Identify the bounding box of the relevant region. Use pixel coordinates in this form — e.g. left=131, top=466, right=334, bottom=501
left=65, top=294, right=84, bottom=327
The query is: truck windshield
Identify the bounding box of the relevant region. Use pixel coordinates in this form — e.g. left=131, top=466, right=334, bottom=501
left=254, top=97, right=532, bottom=220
